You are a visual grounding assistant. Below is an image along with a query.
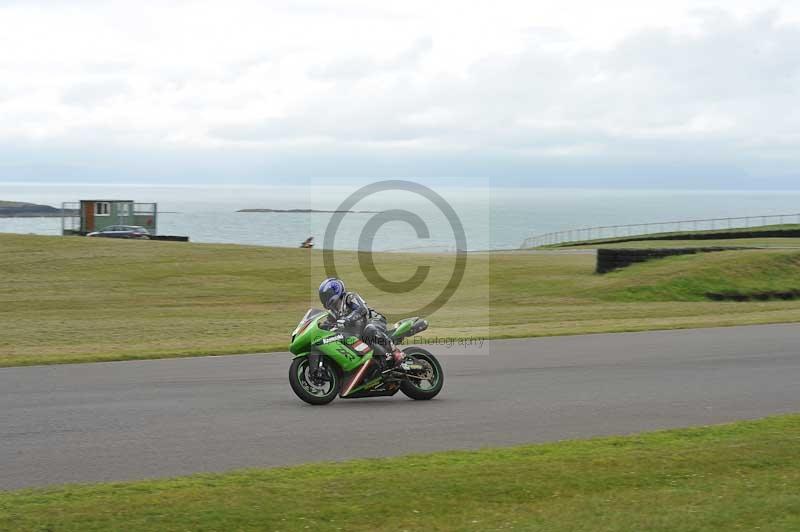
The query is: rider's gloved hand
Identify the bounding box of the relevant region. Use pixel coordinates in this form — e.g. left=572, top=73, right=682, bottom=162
left=336, top=318, right=347, bottom=328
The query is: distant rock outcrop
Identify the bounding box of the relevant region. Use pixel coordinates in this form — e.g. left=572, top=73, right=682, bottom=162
left=0, top=201, right=73, bottom=218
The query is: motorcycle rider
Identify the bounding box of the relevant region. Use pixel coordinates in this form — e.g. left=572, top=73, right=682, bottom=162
left=318, top=277, right=403, bottom=370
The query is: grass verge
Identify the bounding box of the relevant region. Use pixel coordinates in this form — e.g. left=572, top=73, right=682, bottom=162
left=1, top=414, right=799, bottom=531
left=596, top=250, right=800, bottom=301
left=3, top=234, right=800, bottom=366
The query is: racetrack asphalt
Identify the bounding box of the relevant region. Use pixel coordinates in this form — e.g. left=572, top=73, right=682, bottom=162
left=2, top=323, right=799, bottom=490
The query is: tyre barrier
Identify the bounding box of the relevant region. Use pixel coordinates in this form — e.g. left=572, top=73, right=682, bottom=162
left=149, top=235, right=190, bottom=242
left=706, top=289, right=800, bottom=301
left=596, top=247, right=750, bottom=274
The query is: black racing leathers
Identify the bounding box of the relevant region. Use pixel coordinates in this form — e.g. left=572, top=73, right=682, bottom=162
left=328, top=292, right=394, bottom=363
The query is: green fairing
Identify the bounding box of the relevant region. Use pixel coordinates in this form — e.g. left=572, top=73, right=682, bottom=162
left=391, top=318, right=416, bottom=338
left=289, top=310, right=372, bottom=372
left=316, top=340, right=370, bottom=372
left=288, top=309, right=327, bottom=355
left=348, top=377, right=382, bottom=395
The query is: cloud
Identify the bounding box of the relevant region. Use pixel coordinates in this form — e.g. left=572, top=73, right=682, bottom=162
left=207, top=9, right=800, bottom=155
left=1, top=1, right=800, bottom=186
left=307, top=56, right=380, bottom=81
left=61, top=79, right=129, bottom=107
left=307, top=36, right=433, bottom=80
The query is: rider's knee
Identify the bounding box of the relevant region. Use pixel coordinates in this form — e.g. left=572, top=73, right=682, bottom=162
left=362, top=323, right=379, bottom=344
left=363, top=324, right=389, bottom=346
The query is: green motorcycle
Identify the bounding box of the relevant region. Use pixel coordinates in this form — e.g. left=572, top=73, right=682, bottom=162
left=288, top=309, right=444, bottom=405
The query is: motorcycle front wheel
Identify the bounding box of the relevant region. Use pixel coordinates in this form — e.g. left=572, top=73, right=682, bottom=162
left=289, top=357, right=340, bottom=405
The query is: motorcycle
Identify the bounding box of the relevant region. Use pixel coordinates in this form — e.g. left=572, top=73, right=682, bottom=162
left=288, top=309, right=444, bottom=405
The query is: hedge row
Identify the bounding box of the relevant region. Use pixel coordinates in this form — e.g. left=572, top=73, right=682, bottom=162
left=595, top=247, right=744, bottom=274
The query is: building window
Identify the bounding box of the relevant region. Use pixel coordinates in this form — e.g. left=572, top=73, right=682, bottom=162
left=95, top=202, right=110, bottom=216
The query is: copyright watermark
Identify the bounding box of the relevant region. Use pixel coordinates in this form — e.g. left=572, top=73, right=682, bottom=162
left=320, top=180, right=469, bottom=318
left=408, top=335, right=487, bottom=350
left=309, top=179, right=491, bottom=355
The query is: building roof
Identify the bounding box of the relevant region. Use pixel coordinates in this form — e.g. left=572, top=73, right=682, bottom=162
left=79, top=199, right=135, bottom=203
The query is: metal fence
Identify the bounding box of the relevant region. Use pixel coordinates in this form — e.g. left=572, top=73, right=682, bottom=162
left=520, top=213, right=800, bottom=249
left=61, top=202, right=80, bottom=234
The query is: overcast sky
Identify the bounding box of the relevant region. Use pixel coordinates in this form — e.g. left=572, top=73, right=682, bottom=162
left=1, top=0, right=800, bottom=188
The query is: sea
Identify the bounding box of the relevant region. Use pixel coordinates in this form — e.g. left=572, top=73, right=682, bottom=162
left=2, top=182, right=800, bottom=251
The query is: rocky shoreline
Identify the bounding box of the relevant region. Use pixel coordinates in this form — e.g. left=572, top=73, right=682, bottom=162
left=0, top=201, right=75, bottom=218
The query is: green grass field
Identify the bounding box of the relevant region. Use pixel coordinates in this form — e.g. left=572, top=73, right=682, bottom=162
left=1, top=414, right=798, bottom=531
left=3, top=233, right=800, bottom=366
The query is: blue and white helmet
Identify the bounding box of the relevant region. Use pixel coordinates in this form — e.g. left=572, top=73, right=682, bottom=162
left=318, top=277, right=345, bottom=310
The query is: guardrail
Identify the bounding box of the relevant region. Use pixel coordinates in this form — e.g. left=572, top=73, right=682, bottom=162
left=520, top=213, right=800, bottom=249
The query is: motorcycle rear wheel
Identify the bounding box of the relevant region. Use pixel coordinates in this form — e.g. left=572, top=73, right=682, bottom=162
left=399, top=347, right=444, bottom=400
left=289, top=357, right=340, bottom=405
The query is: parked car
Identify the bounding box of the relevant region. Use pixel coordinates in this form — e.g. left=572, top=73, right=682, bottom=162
left=87, top=225, right=151, bottom=239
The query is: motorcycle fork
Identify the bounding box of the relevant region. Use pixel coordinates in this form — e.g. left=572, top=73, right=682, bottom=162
left=307, top=352, right=325, bottom=377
